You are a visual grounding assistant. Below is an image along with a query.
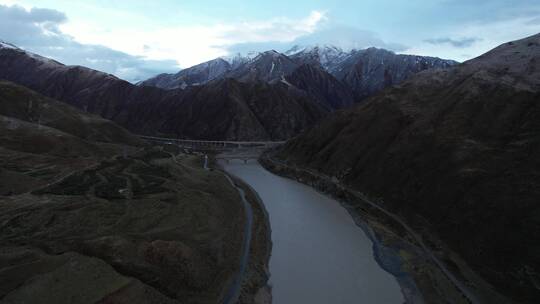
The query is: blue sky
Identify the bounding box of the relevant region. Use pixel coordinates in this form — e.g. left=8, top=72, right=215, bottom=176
left=1, top=0, right=539, bottom=82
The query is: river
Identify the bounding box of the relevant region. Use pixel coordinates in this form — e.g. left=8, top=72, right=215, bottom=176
left=222, top=160, right=404, bottom=304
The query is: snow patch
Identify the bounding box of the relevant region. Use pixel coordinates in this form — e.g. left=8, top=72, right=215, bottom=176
left=0, top=41, right=17, bottom=49
left=222, top=51, right=259, bottom=67
left=280, top=75, right=293, bottom=87
left=26, top=52, right=59, bottom=65
left=284, top=45, right=307, bottom=56
left=0, top=41, right=62, bottom=68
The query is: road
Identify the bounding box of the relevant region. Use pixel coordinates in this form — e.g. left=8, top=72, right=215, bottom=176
left=350, top=186, right=480, bottom=304
left=220, top=173, right=254, bottom=304
left=167, top=150, right=254, bottom=304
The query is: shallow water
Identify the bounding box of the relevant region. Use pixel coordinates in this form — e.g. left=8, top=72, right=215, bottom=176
left=222, top=160, right=404, bottom=304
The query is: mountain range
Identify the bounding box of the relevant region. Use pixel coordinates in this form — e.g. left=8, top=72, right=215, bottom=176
left=0, top=42, right=455, bottom=140
left=0, top=43, right=317, bottom=140
left=141, top=45, right=457, bottom=102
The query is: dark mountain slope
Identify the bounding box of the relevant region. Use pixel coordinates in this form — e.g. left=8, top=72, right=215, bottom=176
left=275, top=33, right=540, bottom=302
left=0, top=44, right=326, bottom=140
left=0, top=43, right=169, bottom=122
left=0, top=80, right=143, bottom=146
left=284, top=64, right=354, bottom=110
left=151, top=78, right=327, bottom=140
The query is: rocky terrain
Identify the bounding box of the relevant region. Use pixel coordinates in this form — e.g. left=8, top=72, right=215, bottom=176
left=285, top=45, right=350, bottom=71
left=225, top=51, right=300, bottom=83
left=287, top=45, right=457, bottom=99
left=273, top=33, right=540, bottom=303
left=327, top=47, right=457, bottom=100
left=0, top=81, right=269, bottom=303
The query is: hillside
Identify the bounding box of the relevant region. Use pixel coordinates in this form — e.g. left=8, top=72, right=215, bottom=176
left=272, top=33, right=540, bottom=303
left=150, top=78, right=327, bottom=140
left=0, top=81, right=265, bottom=303
left=0, top=80, right=143, bottom=147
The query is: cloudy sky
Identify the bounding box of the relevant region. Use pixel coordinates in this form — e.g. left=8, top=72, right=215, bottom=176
left=1, top=0, right=539, bottom=82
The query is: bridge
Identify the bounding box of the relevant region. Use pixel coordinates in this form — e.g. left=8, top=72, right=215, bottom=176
left=139, top=135, right=286, bottom=163
left=139, top=135, right=285, bottom=150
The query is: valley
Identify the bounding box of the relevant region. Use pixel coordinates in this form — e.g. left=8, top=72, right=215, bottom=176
left=0, top=4, right=539, bottom=303
left=271, top=33, right=540, bottom=303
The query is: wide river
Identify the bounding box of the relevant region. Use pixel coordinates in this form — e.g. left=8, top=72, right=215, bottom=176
left=222, top=160, right=404, bottom=304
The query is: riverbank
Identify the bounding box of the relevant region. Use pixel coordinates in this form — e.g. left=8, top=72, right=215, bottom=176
left=259, top=151, right=492, bottom=304
left=228, top=174, right=272, bottom=304
left=214, top=158, right=272, bottom=304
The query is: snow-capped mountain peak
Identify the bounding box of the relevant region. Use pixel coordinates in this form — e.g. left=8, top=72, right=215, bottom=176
left=0, top=40, right=64, bottom=69
left=221, top=51, right=260, bottom=69
left=285, top=44, right=344, bottom=56
left=286, top=44, right=350, bottom=71
left=140, top=43, right=457, bottom=103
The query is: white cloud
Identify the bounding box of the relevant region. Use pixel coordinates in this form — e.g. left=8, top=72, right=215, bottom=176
left=1, top=1, right=328, bottom=76
left=404, top=15, right=540, bottom=61
left=225, top=25, right=407, bottom=56
left=60, top=10, right=328, bottom=68
left=0, top=3, right=178, bottom=82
